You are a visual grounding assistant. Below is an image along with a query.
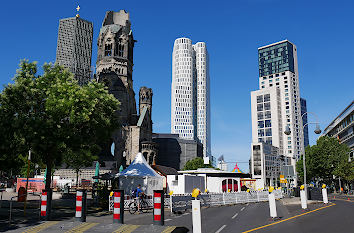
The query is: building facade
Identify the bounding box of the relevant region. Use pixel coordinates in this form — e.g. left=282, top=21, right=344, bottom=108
left=152, top=133, right=203, bottom=170
left=251, top=40, right=307, bottom=186
left=171, top=38, right=211, bottom=157
left=251, top=40, right=305, bottom=167
left=95, top=10, right=156, bottom=169
left=322, top=101, right=354, bottom=161
left=250, top=142, right=281, bottom=187
left=300, top=98, right=310, bottom=148
left=56, top=16, right=93, bottom=85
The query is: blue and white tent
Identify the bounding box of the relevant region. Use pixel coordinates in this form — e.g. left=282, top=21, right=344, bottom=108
left=116, top=153, right=163, bottom=195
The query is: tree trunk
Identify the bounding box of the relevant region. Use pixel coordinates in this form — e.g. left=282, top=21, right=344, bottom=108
left=76, top=170, right=79, bottom=189
left=45, top=161, right=52, bottom=190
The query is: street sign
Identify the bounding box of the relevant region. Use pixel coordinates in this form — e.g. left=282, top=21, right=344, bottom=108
left=280, top=175, right=287, bottom=183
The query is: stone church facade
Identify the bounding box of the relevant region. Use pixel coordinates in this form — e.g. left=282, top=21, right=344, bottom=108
left=96, top=10, right=157, bottom=169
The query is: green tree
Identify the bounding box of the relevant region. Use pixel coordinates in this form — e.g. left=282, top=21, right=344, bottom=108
left=183, top=157, right=214, bottom=170
left=0, top=60, right=120, bottom=190
left=296, top=136, right=351, bottom=184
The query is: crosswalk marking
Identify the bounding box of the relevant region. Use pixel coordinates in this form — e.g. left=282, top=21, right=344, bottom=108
left=65, top=222, right=99, bottom=233
left=22, top=221, right=59, bottom=233
left=162, top=226, right=176, bottom=233
left=113, top=224, right=140, bottom=233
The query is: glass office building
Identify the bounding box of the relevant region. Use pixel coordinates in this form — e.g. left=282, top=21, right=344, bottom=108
left=258, top=41, right=295, bottom=77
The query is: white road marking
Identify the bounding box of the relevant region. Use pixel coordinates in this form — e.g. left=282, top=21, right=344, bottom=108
left=232, top=213, right=239, bottom=219
left=215, top=225, right=227, bottom=233
left=182, top=212, right=190, bottom=215
left=241, top=207, right=245, bottom=211
left=165, top=219, right=172, bottom=222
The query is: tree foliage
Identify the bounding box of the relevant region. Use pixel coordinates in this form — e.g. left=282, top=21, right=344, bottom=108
left=183, top=157, right=214, bottom=170
left=296, top=136, right=352, bottom=183
left=0, top=60, right=120, bottom=189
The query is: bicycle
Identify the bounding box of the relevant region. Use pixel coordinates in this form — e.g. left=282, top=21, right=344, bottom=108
left=129, top=196, right=149, bottom=214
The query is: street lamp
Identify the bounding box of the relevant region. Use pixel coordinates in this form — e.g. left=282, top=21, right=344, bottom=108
left=283, top=112, right=321, bottom=199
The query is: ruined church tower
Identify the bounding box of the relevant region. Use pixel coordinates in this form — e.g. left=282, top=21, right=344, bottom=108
left=96, top=10, right=137, bottom=167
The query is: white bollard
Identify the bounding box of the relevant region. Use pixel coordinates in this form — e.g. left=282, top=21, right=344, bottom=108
left=192, top=200, right=202, bottom=233
left=268, top=192, right=277, bottom=218
left=322, top=188, right=328, bottom=204
left=300, top=190, right=307, bottom=209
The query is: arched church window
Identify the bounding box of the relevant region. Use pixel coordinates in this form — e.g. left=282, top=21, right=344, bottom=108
left=105, top=44, right=112, bottom=56
left=118, top=44, right=124, bottom=57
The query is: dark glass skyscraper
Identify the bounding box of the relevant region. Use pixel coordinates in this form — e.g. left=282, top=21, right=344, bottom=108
left=258, top=41, right=295, bottom=77
left=55, top=16, right=93, bottom=85
left=300, top=98, right=309, bottom=148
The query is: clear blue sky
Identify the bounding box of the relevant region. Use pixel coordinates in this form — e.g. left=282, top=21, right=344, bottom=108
left=1, top=0, right=353, bottom=172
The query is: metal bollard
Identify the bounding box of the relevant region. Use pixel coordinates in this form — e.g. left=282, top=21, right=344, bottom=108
left=113, top=190, right=124, bottom=224
left=322, top=184, right=328, bottom=204
left=41, top=189, right=52, bottom=220
left=300, top=190, right=307, bottom=209
left=76, top=189, right=87, bottom=222
left=268, top=188, right=277, bottom=218
left=192, top=200, right=202, bottom=233
left=153, top=190, right=164, bottom=226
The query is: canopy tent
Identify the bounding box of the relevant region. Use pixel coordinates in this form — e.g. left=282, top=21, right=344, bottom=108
left=116, top=153, right=163, bottom=195
left=231, top=163, right=244, bottom=174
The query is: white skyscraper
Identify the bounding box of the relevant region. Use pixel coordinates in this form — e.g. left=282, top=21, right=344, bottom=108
left=171, top=38, right=211, bottom=157
left=250, top=40, right=304, bottom=186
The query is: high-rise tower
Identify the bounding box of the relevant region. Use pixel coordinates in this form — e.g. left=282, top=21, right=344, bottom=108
left=171, top=38, right=211, bottom=157
left=251, top=40, right=305, bottom=182
left=55, top=10, right=93, bottom=86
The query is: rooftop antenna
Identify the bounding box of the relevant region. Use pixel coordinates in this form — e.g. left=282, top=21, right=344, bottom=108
left=76, top=5, right=80, bottom=18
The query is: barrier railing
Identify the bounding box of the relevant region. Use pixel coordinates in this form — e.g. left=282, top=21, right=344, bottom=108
left=108, top=195, right=170, bottom=212
left=170, top=190, right=283, bottom=213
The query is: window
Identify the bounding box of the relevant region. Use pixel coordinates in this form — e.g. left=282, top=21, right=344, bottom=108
left=264, top=94, right=270, bottom=102
left=264, top=102, right=271, bottom=110
left=257, top=104, right=263, bottom=111
left=258, top=129, right=265, bottom=137
left=265, top=111, right=271, bottom=118
left=265, top=120, right=271, bottom=127
left=266, top=137, right=272, bottom=145
left=257, top=95, right=263, bottom=103
left=258, top=138, right=263, bottom=143
left=104, top=44, right=112, bottom=56
left=270, top=84, right=273, bottom=87
left=258, top=121, right=265, bottom=128
left=265, top=128, right=272, bottom=136
left=118, top=43, right=124, bottom=56
left=257, top=112, right=264, bottom=120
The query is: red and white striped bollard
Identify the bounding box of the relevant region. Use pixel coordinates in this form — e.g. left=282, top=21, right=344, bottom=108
left=41, top=190, right=47, bottom=217
left=76, top=189, right=87, bottom=222
left=153, top=190, right=164, bottom=225
left=113, top=190, right=124, bottom=223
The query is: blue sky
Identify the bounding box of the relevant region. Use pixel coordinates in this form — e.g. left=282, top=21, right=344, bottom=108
left=0, top=0, right=353, bottom=172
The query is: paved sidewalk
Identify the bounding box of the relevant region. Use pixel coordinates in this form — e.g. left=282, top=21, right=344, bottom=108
left=6, top=221, right=187, bottom=233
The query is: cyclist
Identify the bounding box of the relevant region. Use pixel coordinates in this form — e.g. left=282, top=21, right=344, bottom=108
left=133, top=184, right=143, bottom=212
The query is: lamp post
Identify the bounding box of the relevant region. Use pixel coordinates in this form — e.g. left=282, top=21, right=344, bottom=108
left=284, top=112, right=321, bottom=199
